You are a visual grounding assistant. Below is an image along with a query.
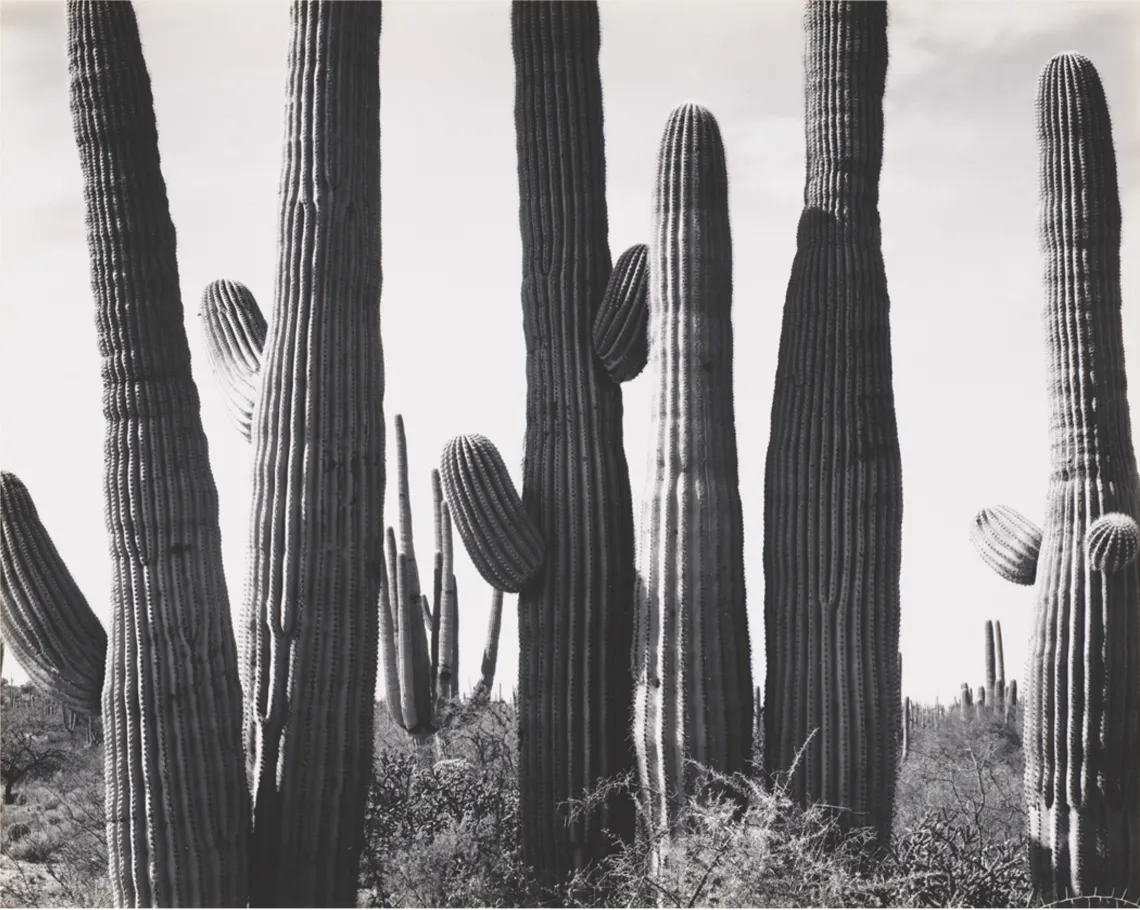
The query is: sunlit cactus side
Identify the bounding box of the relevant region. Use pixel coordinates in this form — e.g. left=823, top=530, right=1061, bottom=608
left=200, top=278, right=267, bottom=441
left=439, top=434, right=544, bottom=593
left=762, top=0, right=902, bottom=841
left=970, top=505, right=1043, bottom=586
left=974, top=52, right=1140, bottom=902
left=436, top=502, right=460, bottom=701
left=0, top=472, right=107, bottom=716
left=241, top=3, right=385, bottom=904
left=513, top=0, right=639, bottom=880
left=593, top=243, right=650, bottom=382
left=634, top=103, right=752, bottom=841
left=66, top=2, right=249, bottom=904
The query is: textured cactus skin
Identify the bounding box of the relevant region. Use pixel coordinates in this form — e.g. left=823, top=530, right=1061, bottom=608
left=1020, top=54, right=1140, bottom=902
left=0, top=472, right=107, bottom=716
left=440, top=434, right=544, bottom=593
left=241, top=3, right=385, bottom=904
left=200, top=278, right=267, bottom=441
left=634, top=103, right=752, bottom=836
left=970, top=505, right=1043, bottom=586
left=512, top=0, right=638, bottom=879
left=66, top=3, right=250, bottom=903
left=984, top=621, right=996, bottom=710
left=593, top=243, right=650, bottom=383
left=1086, top=512, right=1140, bottom=573
left=762, top=0, right=902, bottom=840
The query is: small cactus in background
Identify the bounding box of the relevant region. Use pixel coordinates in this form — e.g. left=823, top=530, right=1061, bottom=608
left=633, top=102, right=752, bottom=841
left=593, top=243, right=650, bottom=382
left=763, top=0, right=902, bottom=840
left=994, top=620, right=1006, bottom=712
left=200, top=278, right=266, bottom=441
left=984, top=621, right=996, bottom=712
left=0, top=472, right=107, bottom=715
left=972, top=53, right=1139, bottom=901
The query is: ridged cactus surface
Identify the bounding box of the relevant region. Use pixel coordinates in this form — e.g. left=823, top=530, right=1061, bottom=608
left=200, top=278, right=267, bottom=441
left=1086, top=512, right=1140, bottom=573
left=1024, top=53, right=1139, bottom=901
left=762, top=0, right=902, bottom=840
left=970, top=505, right=1043, bottom=586
left=67, top=2, right=249, bottom=903
left=440, top=434, right=544, bottom=593
left=593, top=243, right=650, bottom=383
left=0, top=472, right=107, bottom=715
left=512, top=0, right=638, bottom=879
left=634, top=103, right=752, bottom=837
left=241, top=3, right=385, bottom=904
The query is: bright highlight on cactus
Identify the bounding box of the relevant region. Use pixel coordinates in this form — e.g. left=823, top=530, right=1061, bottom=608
left=200, top=278, right=267, bottom=441
left=593, top=243, right=649, bottom=382
left=0, top=471, right=107, bottom=716
left=969, top=504, right=1043, bottom=585
left=439, top=433, right=544, bottom=593
left=634, top=102, right=752, bottom=840
left=1086, top=511, right=1139, bottom=573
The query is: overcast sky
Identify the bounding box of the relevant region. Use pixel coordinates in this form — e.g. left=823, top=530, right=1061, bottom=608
left=1, top=0, right=1137, bottom=706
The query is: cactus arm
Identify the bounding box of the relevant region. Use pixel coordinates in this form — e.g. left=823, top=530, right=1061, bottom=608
left=394, top=415, right=422, bottom=605
left=0, top=472, right=107, bottom=715
left=476, top=588, right=504, bottom=699
left=592, top=243, right=649, bottom=383
left=200, top=278, right=267, bottom=441
left=242, top=3, right=385, bottom=903
left=970, top=505, right=1043, bottom=585
left=1085, top=512, right=1139, bottom=573
left=440, top=434, right=544, bottom=592
left=512, top=0, right=639, bottom=878
left=377, top=542, right=405, bottom=730
left=634, top=103, right=752, bottom=837
left=763, top=0, right=901, bottom=840
left=436, top=503, right=458, bottom=700
left=66, top=2, right=250, bottom=904
left=430, top=468, right=444, bottom=697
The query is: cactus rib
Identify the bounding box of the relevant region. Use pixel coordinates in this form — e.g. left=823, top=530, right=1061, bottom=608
left=200, top=278, right=267, bottom=441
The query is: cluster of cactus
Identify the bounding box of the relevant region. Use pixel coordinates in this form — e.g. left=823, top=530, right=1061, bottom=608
left=971, top=52, right=1139, bottom=902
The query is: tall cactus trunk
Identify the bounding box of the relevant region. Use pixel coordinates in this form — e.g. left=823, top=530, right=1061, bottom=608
left=762, top=0, right=902, bottom=840
left=512, top=0, right=637, bottom=883
left=243, top=3, right=385, bottom=905
left=66, top=3, right=249, bottom=904
left=1025, top=53, right=1140, bottom=902
left=634, top=103, right=752, bottom=841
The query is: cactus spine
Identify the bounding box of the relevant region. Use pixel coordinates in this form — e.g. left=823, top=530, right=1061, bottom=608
left=67, top=3, right=249, bottom=903
left=0, top=472, right=107, bottom=715
left=634, top=103, right=752, bottom=838
left=762, top=0, right=902, bottom=840
left=242, top=3, right=385, bottom=903
left=512, top=0, right=638, bottom=879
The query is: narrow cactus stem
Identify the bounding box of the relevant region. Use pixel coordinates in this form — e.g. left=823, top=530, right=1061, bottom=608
left=513, top=0, right=638, bottom=879
left=378, top=542, right=405, bottom=731
left=0, top=472, right=107, bottom=715
left=200, top=278, right=267, bottom=441
left=242, top=3, right=385, bottom=903
left=395, top=415, right=422, bottom=607
left=763, top=0, right=901, bottom=840
left=476, top=588, right=504, bottom=698
left=437, top=504, right=458, bottom=700
left=1020, top=53, right=1140, bottom=902
left=66, top=2, right=249, bottom=903
left=984, top=621, right=996, bottom=712
left=634, top=102, right=752, bottom=839
left=430, top=468, right=444, bottom=699
left=593, top=243, right=650, bottom=383
left=901, top=697, right=910, bottom=762
left=994, top=620, right=1006, bottom=711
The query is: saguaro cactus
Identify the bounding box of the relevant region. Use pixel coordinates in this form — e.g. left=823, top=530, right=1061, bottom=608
left=0, top=472, right=107, bottom=715
left=593, top=243, right=650, bottom=383
left=512, top=0, right=638, bottom=880
left=200, top=278, right=267, bottom=441
left=762, top=0, right=902, bottom=840
left=984, top=621, right=996, bottom=712
left=67, top=3, right=249, bottom=903
left=242, top=3, right=385, bottom=904
left=634, top=103, right=752, bottom=837
left=972, top=53, right=1139, bottom=901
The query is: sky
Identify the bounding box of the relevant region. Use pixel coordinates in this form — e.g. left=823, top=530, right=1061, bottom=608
left=0, top=0, right=1137, bottom=707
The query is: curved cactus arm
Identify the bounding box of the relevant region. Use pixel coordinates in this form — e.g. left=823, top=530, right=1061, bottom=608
left=200, top=278, right=266, bottom=441
left=1085, top=512, right=1139, bottom=573
left=439, top=434, right=544, bottom=592
left=593, top=243, right=649, bottom=383
left=0, top=472, right=107, bottom=715
left=969, top=505, right=1043, bottom=585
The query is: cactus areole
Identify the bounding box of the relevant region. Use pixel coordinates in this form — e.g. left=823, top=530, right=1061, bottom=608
left=762, top=0, right=903, bottom=840
left=512, top=0, right=638, bottom=883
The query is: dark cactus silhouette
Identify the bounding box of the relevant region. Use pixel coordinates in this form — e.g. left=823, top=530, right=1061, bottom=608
left=512, top=0, right=638, bottom=882
left=762, top=0, right=902, bottom=840
left=634, top=103, right=752, bottom=841
left=67, top=3, right=250, bottom=902
left=973, top=52, right=1139, bottom=902
left=593, top=243, right=650, bottom=383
